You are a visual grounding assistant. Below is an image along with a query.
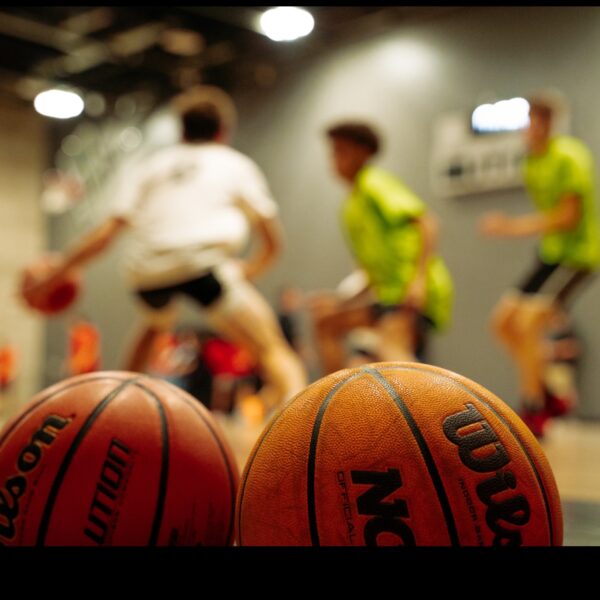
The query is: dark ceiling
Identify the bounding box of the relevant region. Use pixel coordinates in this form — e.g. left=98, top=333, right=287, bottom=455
left=0, top=6, right=467, bottom=115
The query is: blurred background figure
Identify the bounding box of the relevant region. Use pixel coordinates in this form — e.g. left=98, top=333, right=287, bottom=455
left=65, top=316, right=101, bottom=376
left=147, top=324, right=263, bottom=423
left=543, top=310, right=581, bottom=418
left=19, top=84, right=307, bottom=415
left=0, top=343, right=18, bottom=393
left=276, top=284, right=317, bottom=374
left=480, top=91, right=600, bottom=437
left=310, top=121, right=454, bottom=375
left=276, top=284, right=303, bottom=351
left=147, top=325, right=206, bottom=391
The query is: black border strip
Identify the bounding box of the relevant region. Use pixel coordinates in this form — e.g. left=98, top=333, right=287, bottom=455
left=134, top=383, right=170, bottom=547
left=376, top=364, right=555, bottom=545
left=0, top=376, right=126, bottom=449
left=363, top=366, right=460, bottom=547
left=36, top=376, right=140, bottom=546
left=153, top=382, right=237, bottom=546
left=307, top=372, right=364, bottom=547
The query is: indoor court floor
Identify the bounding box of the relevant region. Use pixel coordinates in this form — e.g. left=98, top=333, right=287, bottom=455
left=541, top=419, right=600, bottom=546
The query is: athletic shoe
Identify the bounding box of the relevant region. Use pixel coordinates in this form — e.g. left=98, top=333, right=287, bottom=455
left=543, top=386, right=573, bottom=418
left=519, top=407, right=550, bottom=439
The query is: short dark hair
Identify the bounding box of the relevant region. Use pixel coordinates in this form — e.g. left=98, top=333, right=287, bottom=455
left=326, top=122, right=381, bottom=155
left=181, top=104, right=222, bottom=142
left=527, top=90, right=565, bottom=122
left=528, top=98, right=553, bottom=121
left=172, top=85, right=237, bottom=142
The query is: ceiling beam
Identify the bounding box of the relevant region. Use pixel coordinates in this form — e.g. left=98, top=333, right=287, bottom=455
left=0, top=11, right=84, bottom=53
left=59, top=7, right=116, bottom=35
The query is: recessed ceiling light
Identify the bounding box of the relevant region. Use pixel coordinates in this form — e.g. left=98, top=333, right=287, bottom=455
left=259, top=7, right=314, bottom=42
left=34, top=89, right=85, bottom=119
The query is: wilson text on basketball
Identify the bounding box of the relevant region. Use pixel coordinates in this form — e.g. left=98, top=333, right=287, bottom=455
left=84, top=438, right=133, bottom=545
left=0, top=414, right=72, bottom=544
left=443, top=403, right=531, bottom=545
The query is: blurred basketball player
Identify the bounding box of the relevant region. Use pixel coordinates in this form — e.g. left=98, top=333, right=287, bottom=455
left=24, top=86, right=307, bottom=411
left=311, top=121, right=454, bottom=374
left=480, top=91, right=600, bottom=437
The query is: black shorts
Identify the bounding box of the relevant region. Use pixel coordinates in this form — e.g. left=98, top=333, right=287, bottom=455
left=136, top=271, right=223, bottom=310
left=516, top=256, right=594, bottom=309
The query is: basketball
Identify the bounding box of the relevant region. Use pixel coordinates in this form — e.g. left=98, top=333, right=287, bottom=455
left=20, top=253, right=80, bottom=316
left=0, top=371, right=238, bottom=546
left=236, top=362, right=563, bottom=546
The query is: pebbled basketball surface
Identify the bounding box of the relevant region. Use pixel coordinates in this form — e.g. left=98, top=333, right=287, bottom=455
left=236, top=362, right=563, bottom=546
left=0, top=371, right=238, bottom=546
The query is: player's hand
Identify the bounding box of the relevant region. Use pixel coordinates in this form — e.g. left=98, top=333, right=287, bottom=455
left=479, top=212, right=514, bottom=237
left=305, top=291, right=341, bottom=319
left=237, top=257, right=271, bottom=282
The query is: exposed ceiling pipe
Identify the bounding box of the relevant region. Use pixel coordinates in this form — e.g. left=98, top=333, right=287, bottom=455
left=0, top=14, right=173, bottom=81
left=109, top=21, right=169, bottom=57
left=36, top=42, right=112, bottom=78
left=0, top=67, right=53, bottom=102
left=0, top=10, right=114, bottom=79
left=59, top=7, right=115, bottom=35
left=0, top=11, right=85, bottom=52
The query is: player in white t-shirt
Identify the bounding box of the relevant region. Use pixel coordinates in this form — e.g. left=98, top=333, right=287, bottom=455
left=27, top=85, right=308, bottom=411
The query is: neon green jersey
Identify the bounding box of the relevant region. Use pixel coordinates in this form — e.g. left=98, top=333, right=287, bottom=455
left=341, top=165, right=453, bottom=330
left=523, top=135, right=600, bottom=269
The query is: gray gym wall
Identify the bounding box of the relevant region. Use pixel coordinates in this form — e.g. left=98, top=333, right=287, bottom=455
left=46, top=6, right=600, bottom=418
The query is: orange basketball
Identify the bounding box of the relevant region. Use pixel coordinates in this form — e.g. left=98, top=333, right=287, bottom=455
left=20, top=253, right=80, bottom=316
left=0, top=372, right=238, bottom=546
left=237, top=362, right=562, bottom=546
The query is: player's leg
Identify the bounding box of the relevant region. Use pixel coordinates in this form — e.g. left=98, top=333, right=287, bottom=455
left=491, top=259, right=558, bottom=359
left=490, top=291, right=522, bottom=357
left=375, top=306, right=419, bottom=363
left=123, top=288, right=179, bottom=373
left=543, top=308, right=581, bottom=417
left=201, top=264, right=308, bottom=410
left=311, top=299, right=375, bottom=375
left=512, top=266, right=593, bottom=436
left=512, top=294, right=556, bottom=408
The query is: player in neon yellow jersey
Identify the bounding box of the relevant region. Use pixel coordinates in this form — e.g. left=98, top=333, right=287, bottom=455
left=480, top=92, right=600, bottom=437
left=311, top=122, right=454, bottom=374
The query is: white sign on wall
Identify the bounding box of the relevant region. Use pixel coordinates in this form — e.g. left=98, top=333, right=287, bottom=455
left=430, top=100, right=570, bottom=199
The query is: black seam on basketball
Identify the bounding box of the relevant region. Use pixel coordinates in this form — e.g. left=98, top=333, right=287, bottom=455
left=307, top=372, right=365, bottom=547
left=0, top=376, right=127, bottom=449
left=131, top=383, right=169, bottom=547
left=176, top=397, right=236, bottom=546
left=154, top=383, right=237, bottom=546
left=362, top=366, right=461, bottom=547
left=375, top=364, right=555, bottom=545
left=36, top=376, right=142, bottom=546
